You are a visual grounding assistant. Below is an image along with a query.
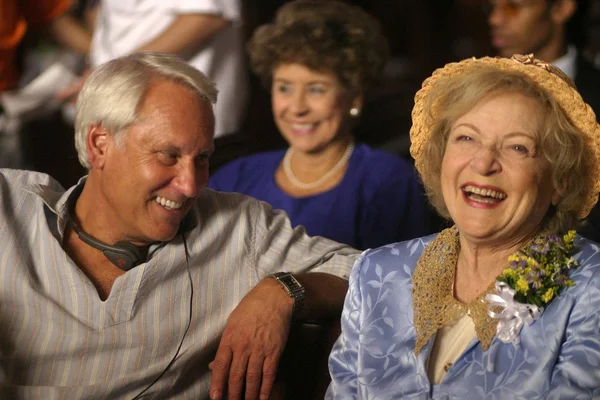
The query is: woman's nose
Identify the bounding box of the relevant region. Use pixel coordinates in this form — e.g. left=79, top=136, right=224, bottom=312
left=291, top=92, right=309, bottom=115
left=470, top=145, right=502, bottom=176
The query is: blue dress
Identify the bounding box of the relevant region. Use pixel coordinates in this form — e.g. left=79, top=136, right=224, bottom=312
left=327, top=234, right=600, bottom=399
left=209, top=144, right=428, bottom=249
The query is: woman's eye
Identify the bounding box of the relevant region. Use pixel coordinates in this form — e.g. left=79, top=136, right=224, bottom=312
left=455, top=135, right=473, bottom=142
left=308, top=86, right=326, bottom=94
left=276, top=84, right=291, bottom=93
left=510, top=144, right=529, bottom=155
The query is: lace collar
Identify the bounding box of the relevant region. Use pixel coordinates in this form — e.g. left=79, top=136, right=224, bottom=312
left=412, top=226, right=499, bottom=354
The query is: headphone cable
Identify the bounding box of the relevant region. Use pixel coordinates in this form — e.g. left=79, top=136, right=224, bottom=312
left=131, top=234, right=194, bottom=399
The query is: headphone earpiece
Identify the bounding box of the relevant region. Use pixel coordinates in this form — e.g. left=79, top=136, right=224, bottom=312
left=66, top=194, right=145, bottom=271
left=101, top=241, right=144, bottom=271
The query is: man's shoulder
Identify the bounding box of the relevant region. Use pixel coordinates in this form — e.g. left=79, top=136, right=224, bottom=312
left=0, top=169, right=65, bottom=196
left=195, top=188, right=274, bottom=220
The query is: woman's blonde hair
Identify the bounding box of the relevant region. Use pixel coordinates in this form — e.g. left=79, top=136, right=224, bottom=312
left=418, top=66, right=591, bottom=233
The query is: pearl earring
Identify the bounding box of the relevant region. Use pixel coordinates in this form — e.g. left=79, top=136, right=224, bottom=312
left=349, top=107, right=360, bottom=117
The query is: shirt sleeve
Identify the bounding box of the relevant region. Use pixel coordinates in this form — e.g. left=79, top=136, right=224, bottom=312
left=248, top=197, right=359, bottom=281
left=21, top=0, right=71, bottom=27
left=325, top=253, right=365, bottom=398
left=168, top=0, right=241, bottom=21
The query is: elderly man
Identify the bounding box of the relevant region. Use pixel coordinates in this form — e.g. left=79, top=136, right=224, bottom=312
left=0, top=52, right=358, bottom=399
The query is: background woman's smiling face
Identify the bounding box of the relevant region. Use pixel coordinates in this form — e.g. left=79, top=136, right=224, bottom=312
left=271, top=63, right=354, bottom=154
left=441, top=91, right=559, bottom=247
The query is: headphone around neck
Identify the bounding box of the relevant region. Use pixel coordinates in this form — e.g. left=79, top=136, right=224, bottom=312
left=66, top=188, right=146, bottom=271
left=67, top=219, right=145, bottom=271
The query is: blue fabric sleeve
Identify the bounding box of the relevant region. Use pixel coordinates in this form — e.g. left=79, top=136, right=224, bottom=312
left=546, top=260, right=600, bottom=399
left=326, top=253, right=364, bottom=399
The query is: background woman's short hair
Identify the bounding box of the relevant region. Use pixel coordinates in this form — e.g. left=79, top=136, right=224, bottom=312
left=247, top=0, right=389, bottom=95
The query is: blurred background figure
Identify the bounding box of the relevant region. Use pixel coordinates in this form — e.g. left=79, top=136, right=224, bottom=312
left=209, top=0, right=431, bottom=250
left=485, top=0, right=600, bottom=242
left=485, top=0, right=600, bottom=115
left=85, top=0, right=248, bottom=139
left=0, top=0, right=91, bottom=168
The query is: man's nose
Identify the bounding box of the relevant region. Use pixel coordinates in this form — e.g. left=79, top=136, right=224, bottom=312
left=488, top=2, right=508, bottom=26
left=176, top=161, right=204, bottom=198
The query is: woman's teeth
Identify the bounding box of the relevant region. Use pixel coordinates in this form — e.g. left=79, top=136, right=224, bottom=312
left=462, top=185, right=507, bottom=201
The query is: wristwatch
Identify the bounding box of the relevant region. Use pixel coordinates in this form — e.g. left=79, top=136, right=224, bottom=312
left=269, top=272, right=305, bottom=314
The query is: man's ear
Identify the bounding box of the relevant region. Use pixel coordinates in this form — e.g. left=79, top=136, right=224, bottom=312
left=86, top=124, right=112, bottom=169
left=550, top=0, right=576, bottom=25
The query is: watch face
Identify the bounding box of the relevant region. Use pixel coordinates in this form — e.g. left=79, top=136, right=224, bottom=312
left=280, top=274, right=300, bottom=288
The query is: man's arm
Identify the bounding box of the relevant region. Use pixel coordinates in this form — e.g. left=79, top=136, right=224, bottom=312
left=56, top=12, right=230, bottom=101
left=46, top=13, right=92, bottom=56
left=209, top=273, right=348, bottom=400
left=207, top=198, right=358, bottom=400
left=135, top=14, right=230, bottom=57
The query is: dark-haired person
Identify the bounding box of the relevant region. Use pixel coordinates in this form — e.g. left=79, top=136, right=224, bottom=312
left=209, top=0, right=428, bottom=250
left=487, top=0, right=600, bottom=243
left=0, top=52, right=359, bottom=400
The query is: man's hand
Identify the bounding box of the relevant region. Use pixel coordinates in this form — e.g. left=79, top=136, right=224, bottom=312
left=209, top=278, right=293, bottom=400
left=55, top=68, right=93, bottom=103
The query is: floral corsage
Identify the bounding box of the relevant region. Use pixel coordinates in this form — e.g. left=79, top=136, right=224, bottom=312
left=485, top=230, right=579, bottom=344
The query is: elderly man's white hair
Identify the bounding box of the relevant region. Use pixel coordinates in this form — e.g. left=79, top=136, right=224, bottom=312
left=74, top=52, right=218, bottom=169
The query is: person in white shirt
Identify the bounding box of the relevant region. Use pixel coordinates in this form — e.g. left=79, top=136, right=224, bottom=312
left=64, top=0, right=248, bottom=138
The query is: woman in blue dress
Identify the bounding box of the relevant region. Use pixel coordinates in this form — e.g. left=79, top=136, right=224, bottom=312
left=209, top=0, right=428, bottom=250
left=327, top=55, right=600, bottom=398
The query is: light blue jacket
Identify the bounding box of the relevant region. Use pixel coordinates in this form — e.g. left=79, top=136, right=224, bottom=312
left=327, top=234, right=600, bottom=399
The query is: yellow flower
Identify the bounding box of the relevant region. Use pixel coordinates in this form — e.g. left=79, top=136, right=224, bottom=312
left=563, top=230, right=576, bottom=244
left=541, top=287, right=556, bottom=303
left=508, top=255, right=521, bottom=263
left=515, top=279, right=529, bottom=295
left=502, top=268, right=518, bottom=280
left=526, top=257, right=538, bottom=268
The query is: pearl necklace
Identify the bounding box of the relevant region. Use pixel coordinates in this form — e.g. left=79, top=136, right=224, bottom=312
left=283, top=142, right=355, bottom=190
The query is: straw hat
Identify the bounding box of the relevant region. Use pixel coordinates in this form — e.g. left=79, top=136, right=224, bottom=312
left=409, top=54, right=600, bottom=219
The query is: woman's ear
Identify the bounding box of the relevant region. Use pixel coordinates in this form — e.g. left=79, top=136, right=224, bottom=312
left=551, top=188, right=561, bottom=207
left=348, top=95, right=364, bottom=118
left=86, top=124, right=111, bottom=169
left=351, top=95, right=363, bottom=112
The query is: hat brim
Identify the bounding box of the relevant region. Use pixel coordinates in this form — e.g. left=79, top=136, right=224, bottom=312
left=409, top=55, right=600, bottom=219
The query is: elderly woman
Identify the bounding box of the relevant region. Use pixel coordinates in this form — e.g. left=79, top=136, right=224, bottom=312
left=327, top=54, right=600, bottom=398
left=209, top=0, right=428, bottom=250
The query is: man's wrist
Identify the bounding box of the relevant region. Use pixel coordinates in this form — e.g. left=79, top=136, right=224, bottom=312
left=269, top=272, right=305, bottom=316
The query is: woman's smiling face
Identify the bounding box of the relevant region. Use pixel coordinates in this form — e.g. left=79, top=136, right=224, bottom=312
left=441, top=91, right=559, bottom=247
left=271, top=63, right=356, bottom=154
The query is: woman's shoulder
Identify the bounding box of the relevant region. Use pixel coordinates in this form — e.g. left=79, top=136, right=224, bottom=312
left=352, top=143, right=414, bottom=173
left=209, top=150, right=284, bottom=191
left=347, top=144, right=420, bottom=195
left=353, top=233, right=439, bottom=277
left=570, top=236, right=600, bottom=287
left=214, top=150, right=284, bottom=174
